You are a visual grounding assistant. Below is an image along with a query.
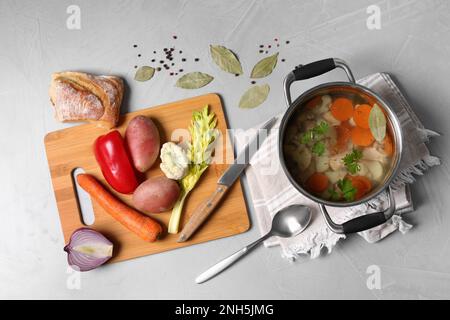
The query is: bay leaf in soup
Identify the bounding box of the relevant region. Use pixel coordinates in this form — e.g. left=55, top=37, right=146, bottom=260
left=210, top=45, right=243, bottom=75
left=175, top=72, right=214, bottom=89
left=239, top=84, right=270, bottom=109
left=134, top=66, right=155, bottom=82
left=368, top=103, right=386, bottom=142
left=250, top=52, right=279, bottom=78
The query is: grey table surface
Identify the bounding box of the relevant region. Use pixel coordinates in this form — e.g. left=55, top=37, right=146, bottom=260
left=1, top=0, right=449, bottom=300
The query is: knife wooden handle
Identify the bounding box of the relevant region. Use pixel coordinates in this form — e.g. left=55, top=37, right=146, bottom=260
left=178, top=184, right=229, bottom=242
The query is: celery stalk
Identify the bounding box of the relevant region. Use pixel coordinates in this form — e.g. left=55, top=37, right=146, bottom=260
left=168, top=106, right=218, bottom=234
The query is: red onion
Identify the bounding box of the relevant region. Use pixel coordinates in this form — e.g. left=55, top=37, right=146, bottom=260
left=64, top=228, right=113, bottom=271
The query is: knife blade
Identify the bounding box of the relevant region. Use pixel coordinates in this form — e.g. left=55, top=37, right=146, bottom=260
left=177, top=116, right=277, bottom=242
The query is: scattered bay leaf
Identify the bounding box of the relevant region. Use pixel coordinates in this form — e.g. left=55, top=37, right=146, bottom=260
left=134, top=66, right=155, bottom=82
left=250, top=52, right=279, bottom=78
left=239, top=84, right=270, bottom=109
left=175, top=72, right=214, bottom=89
left=368, top=103, right=386, bottom=142
left=210, top=45, right=243, bottom=75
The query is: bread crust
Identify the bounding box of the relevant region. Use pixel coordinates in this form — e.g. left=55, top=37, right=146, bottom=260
left=49, top=72, right=123, bottom=128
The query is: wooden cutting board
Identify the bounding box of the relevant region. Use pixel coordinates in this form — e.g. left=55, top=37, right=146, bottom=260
left=45, top=93, right=249, bottom=263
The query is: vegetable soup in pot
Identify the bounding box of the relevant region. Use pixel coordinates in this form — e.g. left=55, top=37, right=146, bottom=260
left=282, top=88, right=395, bottom=203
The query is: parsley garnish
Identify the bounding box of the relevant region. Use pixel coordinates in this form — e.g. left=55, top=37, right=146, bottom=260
left=300, top=131, right=314, bottom=144
left=300, top=121, right=329, bottom=145
left=343, top=149, right=363, bottom=174
left=337, top=178, right=357, bottom=202
left=328, top=188, right=341, bottom=201
left=313, top=121, right=329, bottom=135
left=312, top=142, right=326, bottom=156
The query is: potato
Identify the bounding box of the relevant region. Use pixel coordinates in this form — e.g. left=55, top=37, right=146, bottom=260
left=329, top=153, right=346, bottom=171
left=133, top=176, right=180, bottom=213
left=315, top=155, right=330, bottom=172
left=365, top=160, right=384, bottom=182
left=125, top=116, right=160, bottom=172
left=324, top=170, right=346, bottom=184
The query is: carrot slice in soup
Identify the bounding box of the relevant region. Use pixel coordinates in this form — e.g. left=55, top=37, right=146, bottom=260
left=306, top=173, right=329, bottom=193
left=353, top=104, right=372, bottom=129
left=330, top=98, right=354, bottom=121
left=383, top=134, right=394, bottom=156
left=348, top=175, right=372, bottom=200
left=351, top=126, right=374, bottom=146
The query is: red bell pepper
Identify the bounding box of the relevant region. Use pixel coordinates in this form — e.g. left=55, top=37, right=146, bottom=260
left=94, top=130, right=138, bottom=194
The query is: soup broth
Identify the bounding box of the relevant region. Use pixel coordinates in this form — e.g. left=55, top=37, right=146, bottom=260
left=283, top=88, right=395, bottom=202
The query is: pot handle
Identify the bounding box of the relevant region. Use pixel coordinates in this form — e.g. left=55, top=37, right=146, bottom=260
left=284, top=58, right=355, bottom=106
left=319, top=186, right=396, bottom=234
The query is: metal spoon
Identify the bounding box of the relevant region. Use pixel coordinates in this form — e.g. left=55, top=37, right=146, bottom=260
left=195, top=205, right=312, bottom=284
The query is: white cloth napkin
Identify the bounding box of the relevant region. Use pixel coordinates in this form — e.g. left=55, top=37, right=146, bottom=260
left=236, top=73, right=440, bottom=260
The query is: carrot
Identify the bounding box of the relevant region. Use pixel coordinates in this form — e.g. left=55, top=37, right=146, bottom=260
left=352, top=180, right=367, bottom=200
left=305, top=96, right=321, bottom=109
left=330, top=97, right=354, bottom=121
left=334, top=124, right=351, bottom=153
left=353, top=104, right=372, bottom=129
left=383, top=134, right=394, bottom=156
left=77, top=174, right=162, bottom=242
left=306, top=173, right=329, bottom=193
left=348, top=175, right=372, bottom=200
left=351, top=126, right=374, bottom=147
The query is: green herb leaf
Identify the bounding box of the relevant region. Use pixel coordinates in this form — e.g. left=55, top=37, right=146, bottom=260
left=239, top=84, right=270, bottom=109
left=313, top=121, right=329, bottom=135
left=328, top=188, right=341, bottom=201
left=210, top=45, right=243, bottom=75
left=369, top=103, right=386, bottom=142
left=337, top=178, right=357, bottom=202
left=250, top=53, right=279, bottom=78
left=134, top=66, right=155, bottom=82
left=300, top=122, right=329, bottom=145
left=175, top=72, right=214, bottom=89
left=343, top=149, right=363, bottom=174
left=300, top=132, right=313, bottom=144
left=312, top=142, right=325, bottom=156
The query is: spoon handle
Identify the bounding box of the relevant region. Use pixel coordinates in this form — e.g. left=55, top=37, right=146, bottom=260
left=195, top=233, right=272, bottom=284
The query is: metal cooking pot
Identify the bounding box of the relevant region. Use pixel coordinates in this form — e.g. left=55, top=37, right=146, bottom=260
left=279, top=58, right=403, bottom=234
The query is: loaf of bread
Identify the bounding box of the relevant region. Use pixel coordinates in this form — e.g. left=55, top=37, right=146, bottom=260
left=49, top=72, right=124, bottom=128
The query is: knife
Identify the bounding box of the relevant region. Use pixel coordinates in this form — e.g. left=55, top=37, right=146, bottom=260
left=177, top=116, right=277, bottom=242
